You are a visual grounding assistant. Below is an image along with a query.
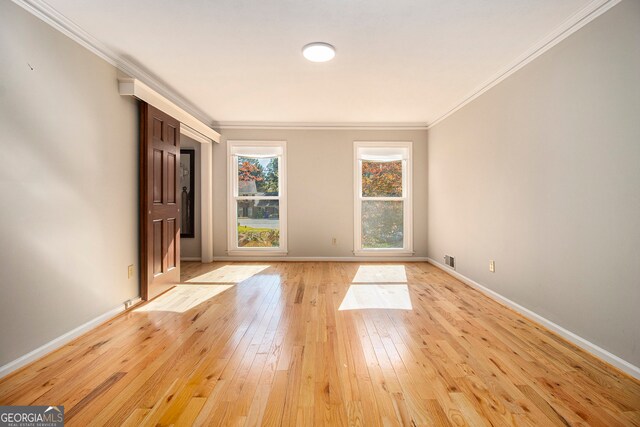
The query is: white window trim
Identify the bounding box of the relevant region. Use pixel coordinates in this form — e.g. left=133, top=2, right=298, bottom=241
left=353, top=141, right=414, bottom=256
left=227, top=140, right=288, bottom=256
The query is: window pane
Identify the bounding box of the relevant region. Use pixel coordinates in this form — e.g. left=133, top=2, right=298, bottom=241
left=362, top=200, right=403, bottom=248
left=238, top=156, right=279, bottom=196
left=362, top=160, right=402, bottom=197
left=237, top=200, right=280, bottom=247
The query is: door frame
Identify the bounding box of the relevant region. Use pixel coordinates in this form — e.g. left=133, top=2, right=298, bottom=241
left=180, top=126, right=214, bottom=263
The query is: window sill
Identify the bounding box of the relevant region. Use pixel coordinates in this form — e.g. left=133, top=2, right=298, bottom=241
left=227, top=250, right=289, bottom=257
left=353, top=250, right=415, bottom=257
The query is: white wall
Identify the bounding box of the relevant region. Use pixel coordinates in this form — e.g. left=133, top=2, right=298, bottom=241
left=427, top=0, right=640, bottom=367
left=0, top=2, right=139, bottom=366
left=180, top=135, right=202, bottom=259
left=213, top=129, right=428, bottom=258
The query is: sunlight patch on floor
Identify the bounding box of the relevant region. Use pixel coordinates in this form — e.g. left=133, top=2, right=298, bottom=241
left=135, top=284, right=234, bottom=313
left=352, top=265, right=408, bottom=283
left=338, top=284, right=412, bottom=311
left=185, top=264, right=270, bottom=284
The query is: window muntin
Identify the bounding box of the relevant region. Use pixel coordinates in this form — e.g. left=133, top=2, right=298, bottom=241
left=355, top=142, right=412, bottom=255
left=228, top=142, right=286, bottom=254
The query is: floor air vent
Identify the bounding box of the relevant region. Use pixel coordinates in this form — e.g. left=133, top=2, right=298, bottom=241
left=444, top=255, right=455, bottom=269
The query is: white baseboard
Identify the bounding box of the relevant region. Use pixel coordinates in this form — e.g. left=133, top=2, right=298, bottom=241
left=213, top=256, right=429, bottom=262
left=181, top=257, right=202, bottom=262
left=426, top=258, right=640, bottom=380
left=0, top=297, right=142, bottom=379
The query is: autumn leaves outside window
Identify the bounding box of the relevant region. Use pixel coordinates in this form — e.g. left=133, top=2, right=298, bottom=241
left=227, top=140, right=411, bottom=256
left=355, top=142, right=413, bottom=255
left=228, top=142, right=287, bottom=254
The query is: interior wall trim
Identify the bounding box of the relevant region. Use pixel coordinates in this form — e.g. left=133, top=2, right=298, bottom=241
left=181, top=124, right=214, bottom=145
left=119, top=77, right=220, bottom=143
left=12, top=0, right=620, bottom=133
left=215, top=122, right=429, bottom=131
left=0, top=297, right=142, bottom=379
left=200, top=143, right=214, bottom=263
left=426, top=0, right=622, bottom=129
left=426, top=258, right=640, bottom=380
left=11, top=0, right=216, bottom=134
left=213, top=256, right=429, bottom=262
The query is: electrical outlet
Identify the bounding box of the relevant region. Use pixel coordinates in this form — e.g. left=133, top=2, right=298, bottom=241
left=128, top=264, right=134, bottom=279
left=331, top=237, right=337, bottom=246
left=124, top=299, right=134, bottom=309
left=489, top=260, right=495, bottom=273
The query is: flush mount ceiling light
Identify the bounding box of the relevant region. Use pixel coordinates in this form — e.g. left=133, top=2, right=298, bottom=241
left=302, top=42, right=335, bottom=62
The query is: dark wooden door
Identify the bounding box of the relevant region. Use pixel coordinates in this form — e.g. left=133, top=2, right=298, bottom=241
left=140, top=102, right=180, bottom=300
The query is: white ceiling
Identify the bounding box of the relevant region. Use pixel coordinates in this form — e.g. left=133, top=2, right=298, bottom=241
left=43, top=0, right=594, bottom=125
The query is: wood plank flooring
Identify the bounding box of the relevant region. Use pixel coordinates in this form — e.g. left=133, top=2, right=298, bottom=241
left=0, top=262, right=639, bottom=426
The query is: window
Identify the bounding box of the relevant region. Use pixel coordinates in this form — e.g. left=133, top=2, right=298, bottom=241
left=227, top=141, right=287, bottom=255
left=354, top=142, right=413, bottom=255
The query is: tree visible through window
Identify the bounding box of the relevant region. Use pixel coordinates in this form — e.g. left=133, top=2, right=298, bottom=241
left=361, top=160, right=403, bottom=248
left=355, top=143, right=412, bottom=254
left=236, top=156, right=280, bottom=247
left=228, top=141, right=287, bottom=254
left=362, top=160, right=402, bottom=197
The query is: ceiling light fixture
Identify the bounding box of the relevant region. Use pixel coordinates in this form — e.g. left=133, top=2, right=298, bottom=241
left=302, top=42, right=335, bottom=62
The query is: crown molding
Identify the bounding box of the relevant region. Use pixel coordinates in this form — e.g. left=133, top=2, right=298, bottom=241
left=215, top=122, right=428, bottom=131
left=11, top=0, right=216, bottom=131
left=13, top=0, right=620, bottom=132
left=427, top=0, right=622, bottom=129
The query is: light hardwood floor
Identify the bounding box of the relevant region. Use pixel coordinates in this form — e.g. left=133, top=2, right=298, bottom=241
left=0, top=262, right=638, bottom=426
